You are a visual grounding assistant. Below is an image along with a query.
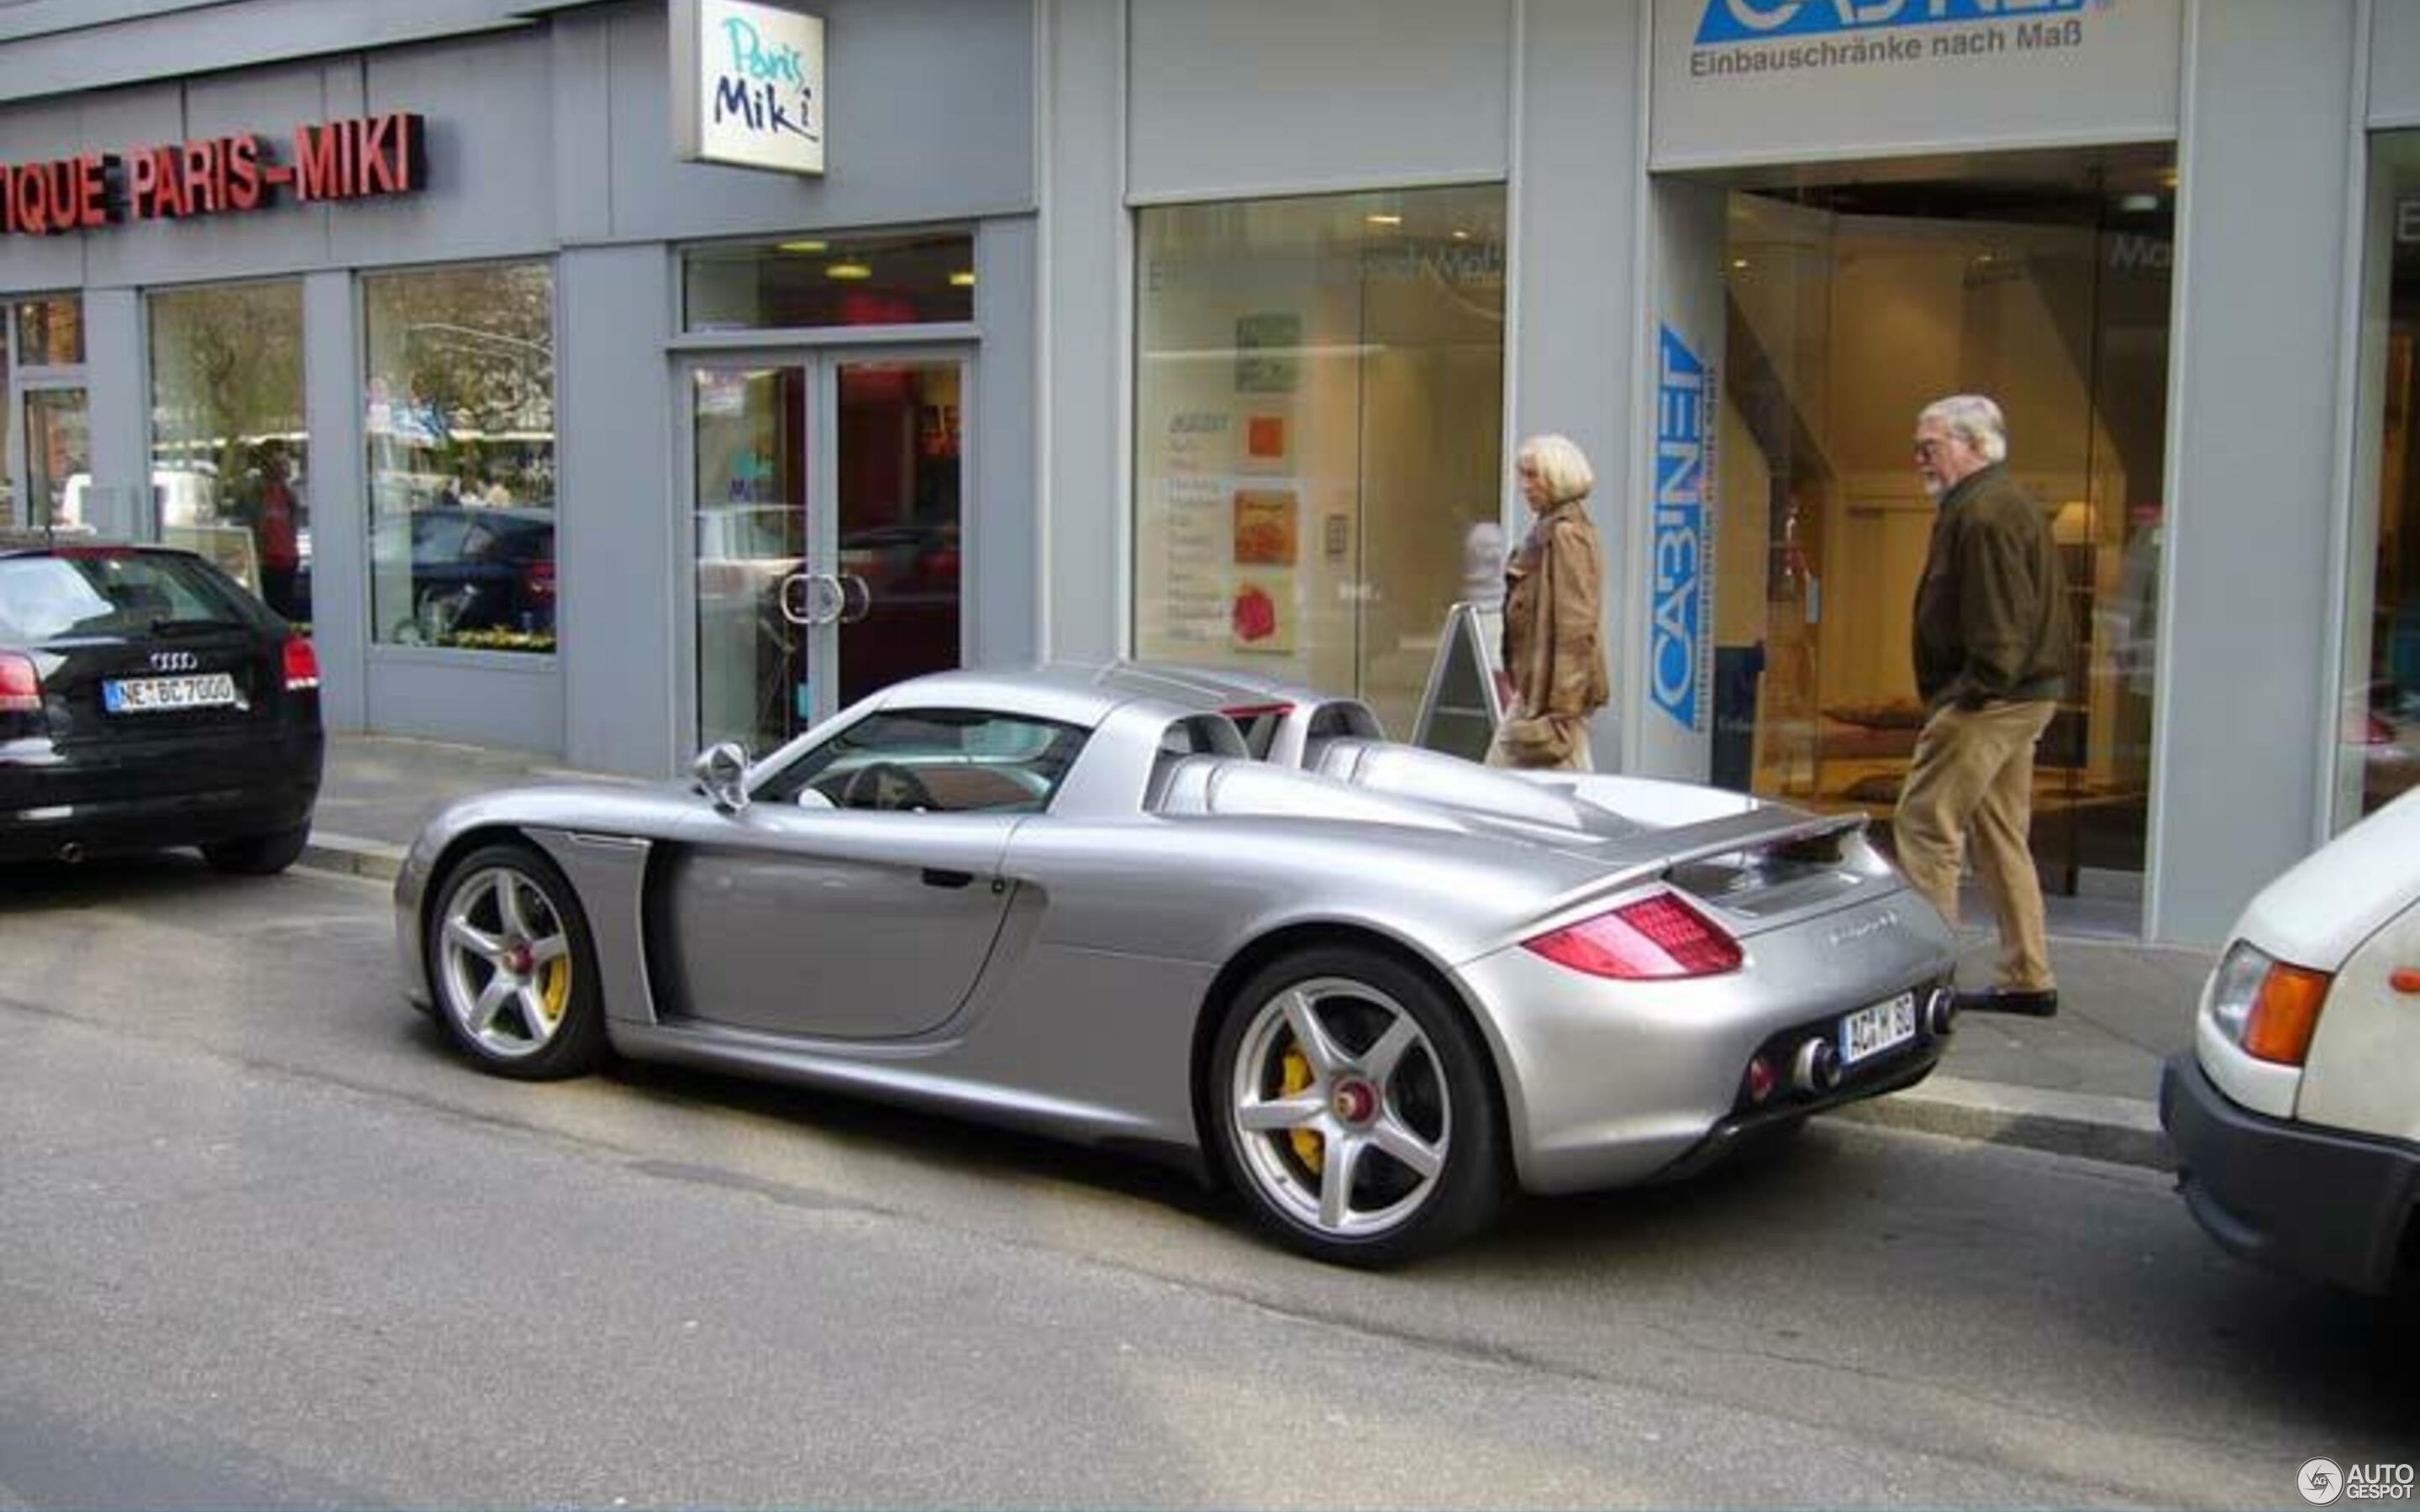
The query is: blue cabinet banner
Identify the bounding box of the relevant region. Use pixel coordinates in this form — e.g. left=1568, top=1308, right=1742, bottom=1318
left=1651, top=325, right=1713, bottom=733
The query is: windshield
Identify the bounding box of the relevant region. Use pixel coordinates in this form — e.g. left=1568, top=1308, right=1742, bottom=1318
left=0, top=552, right=259, bottom=643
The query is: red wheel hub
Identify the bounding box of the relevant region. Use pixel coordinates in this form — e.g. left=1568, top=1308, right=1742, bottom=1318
left=1330, top=1079, right=1378, bottom=1125
left=502, top=942, right=534, bottom=975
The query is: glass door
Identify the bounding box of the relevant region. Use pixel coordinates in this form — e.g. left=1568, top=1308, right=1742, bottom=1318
left=687, top=354, right=965, bottom=755
left=830, top=358, right=963, bottom=709
left=23, top=386, right=89, bottom=530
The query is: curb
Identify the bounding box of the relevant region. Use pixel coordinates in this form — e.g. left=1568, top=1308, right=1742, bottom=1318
left=299, top=832, right=406, bottom=884
left=1835, top=1073, right=2172, bottom=1172
left=297, top=835, right=2174, bottom=1173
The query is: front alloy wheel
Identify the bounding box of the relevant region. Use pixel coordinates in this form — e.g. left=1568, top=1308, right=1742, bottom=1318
left=428, top=843, right=604, bottom=1080
left=1213, top=947, right=1502, bottom=1265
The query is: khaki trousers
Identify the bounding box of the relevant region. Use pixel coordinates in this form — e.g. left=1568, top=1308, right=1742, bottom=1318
left=1891, top=699, right=2058, bottom=992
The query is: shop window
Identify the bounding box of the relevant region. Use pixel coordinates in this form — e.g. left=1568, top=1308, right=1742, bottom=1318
left=2340, top=130, right=2420, bottom=827
left=362, top=262, right=557, bottom=654
left=13, top=296, right=83, bottom=367
left=148, top=282, right=308, bottom=625
left=683, top=232, right=975, bottom=331
left=1134, top=185, right=1508, bottom=733
left=1707, top=144, right=2173, bottom=911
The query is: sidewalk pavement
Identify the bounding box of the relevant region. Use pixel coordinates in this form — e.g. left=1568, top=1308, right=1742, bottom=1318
left=311, top=732, right=2208, bottom=1173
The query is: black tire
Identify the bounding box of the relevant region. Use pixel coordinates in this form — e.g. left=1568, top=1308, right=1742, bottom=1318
left=201, top=823, right=311, bottom=876
left=1207, top=943, right=1506, bottom=1266
left=424, top=841, right=607, bottom=1081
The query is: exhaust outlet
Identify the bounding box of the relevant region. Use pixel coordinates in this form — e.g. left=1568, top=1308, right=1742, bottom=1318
left=56, top=841, right=84, bottom=864
left=1791, top=1036, right=1841, bottom=1095
left=1927, top=986, right=1958, bottom=1039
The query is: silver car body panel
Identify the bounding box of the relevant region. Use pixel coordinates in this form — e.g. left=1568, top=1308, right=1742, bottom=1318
left=397, top=664, right=1957, bottom=1192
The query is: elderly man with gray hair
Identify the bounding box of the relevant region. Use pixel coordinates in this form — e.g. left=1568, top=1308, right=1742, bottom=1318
left=1894, top=395, right=2070, bottom=1017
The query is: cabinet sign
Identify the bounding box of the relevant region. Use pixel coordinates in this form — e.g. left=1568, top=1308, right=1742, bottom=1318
left=1651, top=324, right=1714, bottom=733
left=1652, top=0, right=2181, bottom=168
left=0, top=113, right=424, bottom=238
left=672, top=0, right=826, bottom=176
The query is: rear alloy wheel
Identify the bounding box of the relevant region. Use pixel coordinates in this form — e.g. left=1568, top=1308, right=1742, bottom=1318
left=426, top=843, right=605, bottom=1080
left=201, top=824, right=311, bottom=876
left=1210, top=946, right=1504, bottom=1266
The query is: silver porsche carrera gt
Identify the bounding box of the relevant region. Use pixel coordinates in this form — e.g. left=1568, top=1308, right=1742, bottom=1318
left=397, top=661, right=1959, bottom=1264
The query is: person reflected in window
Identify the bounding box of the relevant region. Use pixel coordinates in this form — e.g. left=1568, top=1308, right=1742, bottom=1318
left=1893, top=395, right=2071, bottom=1019
left=254, top=441, right=301, bottom=621
left=1487, top=433, right=1608, bottom=771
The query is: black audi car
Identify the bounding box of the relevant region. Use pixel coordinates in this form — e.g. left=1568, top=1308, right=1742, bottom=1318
left=1, top=537, right=324, bottom=873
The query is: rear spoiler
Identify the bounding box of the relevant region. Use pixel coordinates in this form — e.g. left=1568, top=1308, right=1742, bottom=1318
left=1652, top=805, right=1867, bottom=872
left=1528, top=805, right=1872, bottom=927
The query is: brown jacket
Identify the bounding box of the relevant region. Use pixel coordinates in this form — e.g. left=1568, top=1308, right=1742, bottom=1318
left=1912, top=464, right=2070, bottom=711
left=1501, top=500, right=1609, bottom=757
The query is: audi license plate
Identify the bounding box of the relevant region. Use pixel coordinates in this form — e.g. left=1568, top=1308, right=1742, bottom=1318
left=103, top=672, right=239, bottom=714
left=1839, top=990, right=1918, bottom=1066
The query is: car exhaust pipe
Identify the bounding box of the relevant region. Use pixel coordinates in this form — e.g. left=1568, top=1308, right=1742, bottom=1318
left=1927, top=986, right=1957, bottom=1039
left=1791, top=1036, right=1841, bottom=1095
left=55, top=841, right=83, bottom=864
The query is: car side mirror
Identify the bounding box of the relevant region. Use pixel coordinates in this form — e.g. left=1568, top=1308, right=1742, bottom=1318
left=692, top=742, right=751, bottom=815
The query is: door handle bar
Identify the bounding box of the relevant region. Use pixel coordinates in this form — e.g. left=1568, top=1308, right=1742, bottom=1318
left=776, top=571, right=847, bottom=627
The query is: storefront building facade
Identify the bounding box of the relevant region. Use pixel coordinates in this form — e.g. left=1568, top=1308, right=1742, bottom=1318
left=0, top=0, right=1040, bottom=782
left=3, top=0, right=2415, bottom=948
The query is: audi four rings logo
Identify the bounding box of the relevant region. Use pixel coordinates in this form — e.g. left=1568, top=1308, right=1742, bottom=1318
left=149, top=650, right=199, bottom=672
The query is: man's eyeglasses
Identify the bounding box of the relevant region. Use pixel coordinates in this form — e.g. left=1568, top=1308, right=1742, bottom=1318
left=1912, top=437, right=1954, bottom=459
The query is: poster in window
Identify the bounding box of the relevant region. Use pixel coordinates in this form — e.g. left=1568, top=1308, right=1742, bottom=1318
left=1234, top=313, right=1300, bottom=395
left=1231, top=573, right=1294, bottom=654
left=1232, top=488, right=1298, bottom=567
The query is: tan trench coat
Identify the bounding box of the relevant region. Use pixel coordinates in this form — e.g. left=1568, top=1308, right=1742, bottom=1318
left=1497, top=499, right=1609, bottom=767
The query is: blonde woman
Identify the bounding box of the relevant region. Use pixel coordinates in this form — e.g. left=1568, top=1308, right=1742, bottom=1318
left=1489, top=433, right=1609, bottom=770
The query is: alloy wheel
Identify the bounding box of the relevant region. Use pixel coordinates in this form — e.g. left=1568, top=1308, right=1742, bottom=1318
left=1227, top=976, right=1452, bottom=1240
left=437, top=864, right=575, bottom=1059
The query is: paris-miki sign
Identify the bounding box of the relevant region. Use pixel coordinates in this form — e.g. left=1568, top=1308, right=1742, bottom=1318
left=0, top=112, right=425, bottom=238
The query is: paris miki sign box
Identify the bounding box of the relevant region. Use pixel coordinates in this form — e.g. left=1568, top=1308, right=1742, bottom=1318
left=671, top=0, right=826, bottom=176
left=0, top=113, right=425, bottom=237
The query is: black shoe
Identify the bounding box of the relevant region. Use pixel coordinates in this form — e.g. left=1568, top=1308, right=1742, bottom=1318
left=1954, top=987, right=2060, bottom=1019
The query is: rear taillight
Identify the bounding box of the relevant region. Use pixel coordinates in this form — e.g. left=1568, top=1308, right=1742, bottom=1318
left=1523, top=892, right=1744, bottom=979
left=282, top=637, right=321, bottom=693
left=523, top=558, right=557, bottom=605
left=0, top=651, right=40, bottom=716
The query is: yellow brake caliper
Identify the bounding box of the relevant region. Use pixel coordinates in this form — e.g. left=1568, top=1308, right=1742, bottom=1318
left=538, top=955, right=570, bottom=1026
left=1281, top=1047, right=1323, bottom=1173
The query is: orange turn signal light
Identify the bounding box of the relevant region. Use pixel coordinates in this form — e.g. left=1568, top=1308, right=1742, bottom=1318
left=2241, top=963, right=2331, bottom=1066
left=2390, top=968, right=2420, bottom=995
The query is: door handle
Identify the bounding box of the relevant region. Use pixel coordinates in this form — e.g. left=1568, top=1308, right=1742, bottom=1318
left=839, top=573, right=872, bottom=624
left=776, top=572, right=813, bottom=626
left=920, top=867, right=975, bottom=890
left=777, top=572, right=845, bottom=626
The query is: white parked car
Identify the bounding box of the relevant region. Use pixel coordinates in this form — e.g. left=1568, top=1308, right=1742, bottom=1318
left=2160, top=788, right=2420, bottom=1296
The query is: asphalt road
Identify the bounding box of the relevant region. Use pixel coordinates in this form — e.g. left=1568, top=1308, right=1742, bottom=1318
left=1, top=857, right=2410, bottom=1509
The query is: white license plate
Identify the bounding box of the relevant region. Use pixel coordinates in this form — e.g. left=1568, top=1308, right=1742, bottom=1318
left=1839, top=990, right=1918, bottom=1066
left=103, top=672, right=239, bottom=714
